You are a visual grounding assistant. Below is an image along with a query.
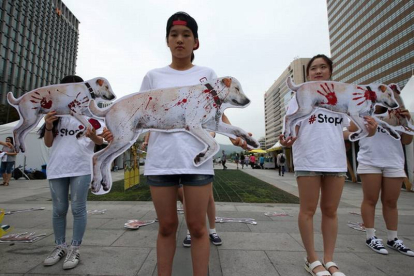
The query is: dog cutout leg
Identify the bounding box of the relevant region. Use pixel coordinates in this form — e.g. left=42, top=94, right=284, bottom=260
left=348, top=114, right=370, bottom=141
left=285, top=107, right=314, bottom=137
left=373, top=117, right=401, bottom=140
left=71, top=112, right=92, bottom=138
left=13, top=115, right=43, bottom=153
left=212, top=121, right=260, bottom=149
left=185, top=126, right=219, bottom=166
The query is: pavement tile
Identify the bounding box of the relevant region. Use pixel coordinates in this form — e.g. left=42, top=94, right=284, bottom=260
left=218, top=250, right=278, bottom=276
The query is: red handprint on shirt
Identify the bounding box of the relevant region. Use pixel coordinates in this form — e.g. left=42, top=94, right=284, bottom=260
left=317, top=83, right=337, bottom=106
left=352, top=86, right=377, bottom=106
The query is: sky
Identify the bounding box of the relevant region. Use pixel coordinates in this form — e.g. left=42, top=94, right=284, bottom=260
left=62, top=0, right=331, bottom=145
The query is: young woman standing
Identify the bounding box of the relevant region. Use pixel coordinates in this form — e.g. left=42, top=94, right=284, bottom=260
left=280, top=54, right=377, bottom=276
left=40, top=75, right=113, bottom=270
left=140, top=12, right=247, bottom=276
left=358, top=107, right=414, bottom=257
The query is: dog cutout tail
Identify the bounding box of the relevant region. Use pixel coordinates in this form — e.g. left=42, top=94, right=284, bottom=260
left=88, top=99, right=110, bottom=118
left=286, top=77, right=301, bottom=91
left=7, top=92, right=20, bottom=106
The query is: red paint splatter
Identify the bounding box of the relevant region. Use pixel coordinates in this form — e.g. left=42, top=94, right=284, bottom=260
left=30, top=100, right=37, bottom=103
left=88, top=118, right=101, bottom=129
left=31, top=95, right=42, bottom=100
left=35, top=91, right=40, bottom=95
left=182, top=99, right=187, bottom=103
left=40, top=98, right=53, bottom=109
left=79, top=125, right=84, bottom=130
left=145, top=97, right=153, bottom=110
left=353, top=87, right=377, bottom=105
left=204, top=89, right=210, bottom=93
left=317, top=83, right=337, bottom=105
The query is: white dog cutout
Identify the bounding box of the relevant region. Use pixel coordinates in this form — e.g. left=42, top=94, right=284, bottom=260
left=283, top=77, right=399, bottom=141
left=88, top=77, right=260, bottom=194
left=373, top=83, right=414, bottom=136
left=7, top=77, right=116, bottom=152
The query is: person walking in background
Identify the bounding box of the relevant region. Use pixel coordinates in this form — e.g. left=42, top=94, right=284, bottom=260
left=259, top=154, right=265, bottom=169
left=240, top=153, right=245, bottom=169
left=234, top=153, right=240, bottom=169
left=0, top=137, right=17, bottom=186
left=39, top=75, right=113, bottom=270
left=221, top=150, right=227, bottom=170
left=277, top=152, right=286, bottom=176
left=249, top=154, right=256, bottom=169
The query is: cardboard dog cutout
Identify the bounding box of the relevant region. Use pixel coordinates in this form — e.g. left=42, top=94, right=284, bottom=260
left=283, top=77, right=399, bottom=141
left=89, top=76, right=260, bottom=194
left=373, top=83, right=414, bottom=136
left=7, top=77, right=116, bottom=152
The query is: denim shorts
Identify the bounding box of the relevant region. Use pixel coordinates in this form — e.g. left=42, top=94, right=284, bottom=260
left=146, top=174, right=214, bottom=187
left=295, top=171, right=347, bottom=178
left=0, top=161, right=15, bottom=174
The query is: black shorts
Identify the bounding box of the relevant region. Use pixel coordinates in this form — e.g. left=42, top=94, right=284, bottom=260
left=146, top=174, right=214, bottom=187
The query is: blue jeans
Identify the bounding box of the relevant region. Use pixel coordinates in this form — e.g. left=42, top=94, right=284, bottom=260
left=49, top=174, right=90, bottom=246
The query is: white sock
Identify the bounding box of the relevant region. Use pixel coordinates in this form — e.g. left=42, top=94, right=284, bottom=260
left=366, top=228, right=376, bottom=240
left=209, top=228, right=217, bottom=235
left=387, top=230, right=398, bottom=241
left=186, top=229, right=190, bottom=236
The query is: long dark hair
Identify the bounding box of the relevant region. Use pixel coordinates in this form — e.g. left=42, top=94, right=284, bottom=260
left=38, top=75, right=84, bottom=138
left=306, top=54, right=333, bottom=78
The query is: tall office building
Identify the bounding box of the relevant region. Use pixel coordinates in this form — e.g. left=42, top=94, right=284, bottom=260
left=327, top=0, right=414, bottom=87
left=0, top=0, right=79, bottom=105
left=264, top=58, right=310, bottom=149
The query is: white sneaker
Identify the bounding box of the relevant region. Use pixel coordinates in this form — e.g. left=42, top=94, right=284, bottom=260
left=366, top=236, right=388, bottom=255
left=387, top=238, right=414, bottom=257
left=43, top=245, right=67, bottom=266
left=63, top=246, right=80, bottom=269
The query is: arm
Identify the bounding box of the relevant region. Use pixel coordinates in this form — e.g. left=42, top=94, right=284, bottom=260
left=0, top=141, right=13, bottom=148
left=85, top=127, right=105, bottom=145
left=141, top=132, right=150, bottom=150
left=43, top=111, right=59, bottom=147
left=343, top=116, right=377, bottom=140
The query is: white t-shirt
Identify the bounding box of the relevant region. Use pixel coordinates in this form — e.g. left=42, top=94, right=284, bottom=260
left=357, top=127, right=404, bottom=169
left=140, top=65, right=217, bottom=176
left=47, top=116, right=104, bottom=179
left=287, top=97, right=349, bottom=172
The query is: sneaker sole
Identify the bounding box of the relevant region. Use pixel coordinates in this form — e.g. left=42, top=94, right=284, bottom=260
left=212, top=241, right=222, bottom=246
left=366, top=243, right=388, bottom=255
left=386, top=244, right=414, bottom=257
left=183, top=243, right=191, bottom=248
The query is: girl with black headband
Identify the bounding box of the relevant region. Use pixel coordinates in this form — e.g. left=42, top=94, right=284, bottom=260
left=139, top=12, right=250, bottom=276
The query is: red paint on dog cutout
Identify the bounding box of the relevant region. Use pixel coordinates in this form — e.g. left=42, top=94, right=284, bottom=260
left=317, top=83, right=337, bottom=106
left=88, top=118, right=101, bottom=129
left=145, top=97, right=153, bottom=110
left=79, top=125, right=84, bottom=130
left=40, top=98, right=53, bottom=109
left=353, top=87, right=377, bottom=106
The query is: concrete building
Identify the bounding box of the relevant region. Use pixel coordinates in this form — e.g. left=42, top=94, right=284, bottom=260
left=327, top=0, right=414, bottom=87
left=264, top=58, right=310, bottom=149
left=0, top=0, right=79, bottom=104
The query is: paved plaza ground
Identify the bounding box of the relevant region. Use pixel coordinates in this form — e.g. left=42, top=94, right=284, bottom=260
left=1, top=163, right=414, bottom=275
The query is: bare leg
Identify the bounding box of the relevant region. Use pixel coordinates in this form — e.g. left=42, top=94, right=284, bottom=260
left=207, top=186, right=216, bottom=230
left=381, top=177, right=404, bottom=232
left=183, top=183, right=212, bottom=276
left=320, top=175, right=345, bottom=274
left=297, top=176, right=327, bottom=275
left=360, top=174, right=382, bottom=228
left=177, top=186, right=184, bottom=204
left=150, top=186, right=179, bottom=276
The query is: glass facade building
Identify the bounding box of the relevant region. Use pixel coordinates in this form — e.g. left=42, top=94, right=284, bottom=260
left=0, top=0, right=79, bottom=104
left=264, top=58, right=309, bottom=149
left=327, top=0, right=414, bottom=87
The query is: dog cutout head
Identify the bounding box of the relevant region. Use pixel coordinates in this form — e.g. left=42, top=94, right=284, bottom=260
left=219, top=77, right=251, bottom=108
left=373, top=84, right=399, bottom=110
left=87, top=77, right=116, bottom=102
